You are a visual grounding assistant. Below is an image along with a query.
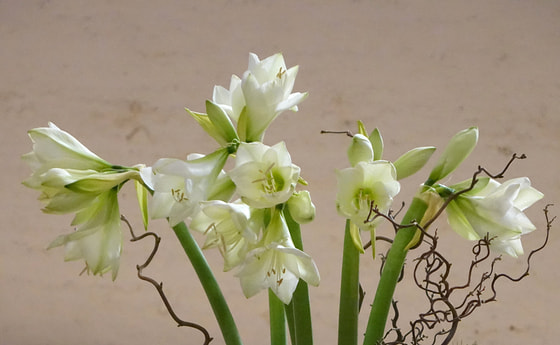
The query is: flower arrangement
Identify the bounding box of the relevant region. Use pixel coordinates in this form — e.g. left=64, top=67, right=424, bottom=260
left=23, top=53, right=553, bottom=345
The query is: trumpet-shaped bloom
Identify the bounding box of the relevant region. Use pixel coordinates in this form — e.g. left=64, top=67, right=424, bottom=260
left=48, top=189, right=122, bottom=280
left=236, top=210, right=320, bottom=304
left=146, top=149, right=232, bottom=226
left=336, top=161, right=401, bottom=231
left=446, top=177, right=544, bottom=257
left=228, top=142, right=300, bottom=209
left=213, top=53, right=307, bottom=142
left=190, top=200, right=260, bottom=271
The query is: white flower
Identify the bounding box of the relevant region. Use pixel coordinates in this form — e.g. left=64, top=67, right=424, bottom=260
left=23, top=122, right=112, bottom=188
left=48, top=189, right=122, bottom=280
left=190, top=200, right=260, bottom=271
left=212, top=53, right=307, bottom=142
left=446, top=177, right=544, bottom=257
left=228, top=142, right=300, bottom=208
left=147, top=149, right=232, bottom=226
left=236, top=210, right=320, bottom=304
left=336, top=161, right=401, bottom=231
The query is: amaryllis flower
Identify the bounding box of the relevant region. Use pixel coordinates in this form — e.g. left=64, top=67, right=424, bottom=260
left=190, top=200, right=260, bottom=271
left=144, top=149, right=233, bottom=226
left=336, top=161, right=401, bottom=231
left=48, top=189, right=122, bottom=280
left=236, top=210, right=319, bottom=304
left=446, top=177, right=544, bottom=257
left=228, top=142, right=300, bottom=209
left=212, top=53, right=307, bottom=142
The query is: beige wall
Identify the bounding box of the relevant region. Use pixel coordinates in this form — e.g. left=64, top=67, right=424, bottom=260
left=2, top=1, right=559, bottom=344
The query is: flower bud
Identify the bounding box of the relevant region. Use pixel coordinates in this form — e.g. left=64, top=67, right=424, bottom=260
left=287, top=190, right=316, bottom=224
left=427, top=127, right=478, bottom=185
left=347, top=134, right=374, bottom=166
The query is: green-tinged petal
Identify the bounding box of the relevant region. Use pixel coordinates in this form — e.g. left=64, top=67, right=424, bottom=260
left=65, top=170, right=138, bottom=193
left=135, top=180, right=149, bottom=230
left=349, top=221, right=365, bottom=254
left=393, top=146, right=436, bottom=180
left=446, top=200, right=482, bottom=241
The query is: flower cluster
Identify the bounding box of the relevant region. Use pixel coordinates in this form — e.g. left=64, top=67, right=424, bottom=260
left=335, top=124, right=544, bottom=257
left=22, top=53, right=318, bottom=305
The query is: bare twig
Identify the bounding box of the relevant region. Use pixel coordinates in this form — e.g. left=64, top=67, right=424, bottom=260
left=121, top=215, right=213, bottom=345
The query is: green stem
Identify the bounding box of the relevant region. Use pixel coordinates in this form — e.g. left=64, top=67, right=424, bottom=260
left=172, top=221, right=243, bottom=345
left=269, top=289, right=287, bottom=345
left=338, top=219, right=361, bottom=345
left=284, top=207, right=314, bottom=345
left=362, top=197, right=428, bottom=345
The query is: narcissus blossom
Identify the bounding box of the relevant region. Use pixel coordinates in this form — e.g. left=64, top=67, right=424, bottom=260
left=336, top=161, right=401, bottom=231
left=446, top=177, right=544, bottom=257
left=229, top=142, right=300, bottom=209
left=236, top=210, right=320, bottom=304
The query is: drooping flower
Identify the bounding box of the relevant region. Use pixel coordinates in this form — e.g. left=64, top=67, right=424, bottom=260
left=446, top=177, right=544, bottom=257
left=145, top=148, right=233, bottom=226
left=228, top=142, right=300, bottom=209
left=236, top=209, right=320, bottom=304
left=48, top=189, right=123, bottom=280
left=22, top=123, right=143, bottom=280
left=190, top=200, right=260, bottom=271
left=336, top=161, right=401, bottom=231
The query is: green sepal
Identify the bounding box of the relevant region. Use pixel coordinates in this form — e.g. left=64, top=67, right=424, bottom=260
left=237, top=106, right=248, bottom=142
left=357, top=120, right=368, bottom=136
left=135, top=180, right=149, bottom=230
left=186, top=108, right=225, bottom=145
left=206, top=100, right=239, bottom=144
left=393, top=146, right=436, bottom=180
left=369, top=128, right=384, bottom=161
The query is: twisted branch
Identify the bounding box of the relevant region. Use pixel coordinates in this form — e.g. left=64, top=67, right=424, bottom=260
left=121, top=215, right=213, bottom=345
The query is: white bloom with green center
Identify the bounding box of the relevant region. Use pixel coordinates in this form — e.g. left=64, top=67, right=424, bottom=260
left=48, top=189, right=123, bottom=280
left=146, top=149, right=231, bottom=226
left=213, top=53, right=307, bottom=142
left=228, top=142, right=300, bottom=209
left=336, top=160, right=401, bottom=231
left=236, top=210, right=320, bottom=304
left=446, top=177, right=543, bottom=257
left=190, top=200, right=260, bottom=271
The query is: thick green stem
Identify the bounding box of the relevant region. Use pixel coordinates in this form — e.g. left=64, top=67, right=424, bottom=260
left=269, top=289, right=287, bottom=345
left=362, top=197, right=428, bottom=345
left=338, top=219, right=361, bottom=345
left=172, top=221, right=243, bottom=345
left=284, top=207, right=314, bottom=345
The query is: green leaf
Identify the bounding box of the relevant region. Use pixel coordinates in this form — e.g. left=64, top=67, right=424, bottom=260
left=393, top=146, right=436, bottom=180
left=135, top=180, right=149, bottom=230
